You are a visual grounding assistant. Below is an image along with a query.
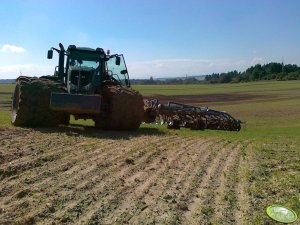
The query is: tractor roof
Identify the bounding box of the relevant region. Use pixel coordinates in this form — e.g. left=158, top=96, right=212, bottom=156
left=67, top=45, right=104, bottom=53
left=67, top=45, right=106, bottom=61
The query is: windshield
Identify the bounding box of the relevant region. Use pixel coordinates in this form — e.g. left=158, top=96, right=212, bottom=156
left=69, top=59, right=99, bottom=69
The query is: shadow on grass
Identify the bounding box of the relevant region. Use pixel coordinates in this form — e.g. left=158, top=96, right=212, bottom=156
left=34, top=125, right=166, bottom=140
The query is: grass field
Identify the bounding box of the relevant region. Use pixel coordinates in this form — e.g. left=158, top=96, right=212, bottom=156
left=134, top=80, right=300, bottom=96
left=0, top=84, right=14, bottom=126
left=0, top=81, right=299, bottom=224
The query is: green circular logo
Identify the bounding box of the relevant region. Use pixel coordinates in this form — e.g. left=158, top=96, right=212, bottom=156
left=266, top=205, right=298, bottom=223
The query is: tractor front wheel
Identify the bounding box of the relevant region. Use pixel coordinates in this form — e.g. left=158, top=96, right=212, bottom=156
left=94, top=85, right=144, bottom=130
left=12, top=77, right=67, bottom=127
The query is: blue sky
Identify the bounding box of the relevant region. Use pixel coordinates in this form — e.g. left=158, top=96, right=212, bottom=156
left=0, top=0, right=299, bottom=79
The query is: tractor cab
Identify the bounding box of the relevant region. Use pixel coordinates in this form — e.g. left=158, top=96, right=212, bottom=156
left=47, top=43, right=132, bottom=115
left=47, top=43, right=131, bottom=95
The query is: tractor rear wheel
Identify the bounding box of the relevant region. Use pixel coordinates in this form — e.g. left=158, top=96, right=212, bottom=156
left=12, top=77, right=67, bottom=127
left=95, top=85, right=144, bottom=130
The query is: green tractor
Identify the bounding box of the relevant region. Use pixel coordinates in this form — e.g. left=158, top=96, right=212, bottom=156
left=11, top=43, right=144, bottom=130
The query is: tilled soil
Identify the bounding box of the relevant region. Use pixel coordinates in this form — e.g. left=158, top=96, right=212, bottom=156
left=0, top=127, right=250, bottom=225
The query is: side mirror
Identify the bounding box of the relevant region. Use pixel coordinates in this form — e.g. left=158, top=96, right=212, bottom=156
left=115, top=56, right=121, bottom=65
left=47, top=50, right=53, bottom=59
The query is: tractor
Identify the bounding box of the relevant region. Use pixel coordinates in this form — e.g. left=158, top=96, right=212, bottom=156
left=11, top=43, right=144, bottom=130
left=11, top=43, right=241, bottom=131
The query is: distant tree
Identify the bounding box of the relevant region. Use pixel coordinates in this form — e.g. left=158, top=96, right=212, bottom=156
left=183, top=77, right=199, bottom=84
left=205, top=75, right=212, bottom=82
left=251, top=67, right=265, bottom=81
left=283, top=64, right=298, bottom=73
left=219, top=73, right=232, bottom=83
left=286, top=71, right=300, bottom=80
left=149, top=76, right=156, bottom=84
left=246, top=66, right=255, bottom=74
left=264, top=62, right=282, bottom=74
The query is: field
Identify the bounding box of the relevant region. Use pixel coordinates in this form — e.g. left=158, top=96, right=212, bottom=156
left=0, top=81, right=299, bottom=224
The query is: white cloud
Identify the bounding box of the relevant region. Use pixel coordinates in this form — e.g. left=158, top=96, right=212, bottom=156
left=0, top=44, right=26, bottom=53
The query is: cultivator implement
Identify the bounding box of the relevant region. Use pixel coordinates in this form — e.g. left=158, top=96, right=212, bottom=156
left=144, top=99, right=241, bottom=131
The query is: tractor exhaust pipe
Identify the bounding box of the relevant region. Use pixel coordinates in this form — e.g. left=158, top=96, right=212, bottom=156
left=58, top=43, right=65, bottom=82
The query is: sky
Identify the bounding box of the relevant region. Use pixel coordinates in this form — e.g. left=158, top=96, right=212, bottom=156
left=0, top=0, right=299, bottom=79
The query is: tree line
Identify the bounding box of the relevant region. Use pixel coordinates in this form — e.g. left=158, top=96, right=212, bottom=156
left=131, top=62, right=300, bottom=85
left=205, top=62, right=300, bottom=83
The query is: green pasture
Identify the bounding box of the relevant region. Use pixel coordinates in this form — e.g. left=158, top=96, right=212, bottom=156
left=0, top=81, right=299, bottom=224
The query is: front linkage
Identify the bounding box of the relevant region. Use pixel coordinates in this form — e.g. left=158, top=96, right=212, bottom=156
left=144, top=99, right=241, bottom=131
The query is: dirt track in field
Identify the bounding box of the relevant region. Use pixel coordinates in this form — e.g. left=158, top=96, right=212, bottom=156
left=146, top=93, right=275, bottom=106
left=0, top=127, right=250, bottom=224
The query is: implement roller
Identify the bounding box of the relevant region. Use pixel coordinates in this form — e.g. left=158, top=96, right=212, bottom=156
left=143, top=99, right=241, bottom=131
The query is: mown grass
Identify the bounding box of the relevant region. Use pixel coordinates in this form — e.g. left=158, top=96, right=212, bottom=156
left=1, top=81, right=300, bottom=224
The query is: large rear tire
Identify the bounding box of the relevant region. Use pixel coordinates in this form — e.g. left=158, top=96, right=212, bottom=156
left=12, top=77, right=67, bottom=127
left=95, top=85, right=144, bottom=130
